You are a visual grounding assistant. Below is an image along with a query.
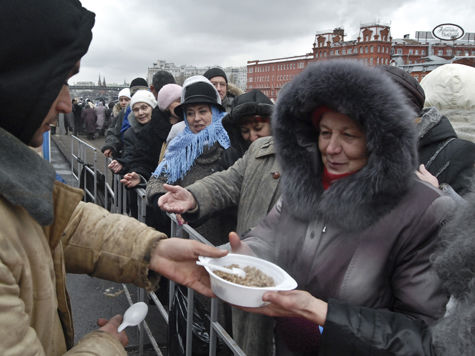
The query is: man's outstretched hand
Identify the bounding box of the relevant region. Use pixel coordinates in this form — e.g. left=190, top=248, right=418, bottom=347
left=149, top=238, right=227, bottom=297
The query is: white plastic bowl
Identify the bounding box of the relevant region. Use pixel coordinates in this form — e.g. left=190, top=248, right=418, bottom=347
left=199, top=253, right=298, bottom=307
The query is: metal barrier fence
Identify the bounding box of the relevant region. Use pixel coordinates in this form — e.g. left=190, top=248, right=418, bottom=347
left=71, top=136, right=97, bottom=203
left=70, top=136, right=246, bottom=356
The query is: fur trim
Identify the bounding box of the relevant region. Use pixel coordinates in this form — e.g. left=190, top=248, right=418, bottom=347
left=273, top=60, right=418, bottom=231
left=431, top=191, right=475, bottom=355
left=431, top=290, right=475, bottom=356
left=227, top=82, right=244, bottom=97
left=432, top=191, right=475, bottom=299
left=0, top=128, right=56, bottom=225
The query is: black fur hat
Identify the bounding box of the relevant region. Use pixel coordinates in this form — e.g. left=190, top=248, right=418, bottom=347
left=227, top=89, right=273, bottom=124
left=273, top=60, right=418, bottom=230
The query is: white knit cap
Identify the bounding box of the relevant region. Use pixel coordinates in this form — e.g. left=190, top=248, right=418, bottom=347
left=157, top=84, right=182, bottom=111
left=118, top=87, right=131, bottom=99
left=130, top=90, right=157, bottom=109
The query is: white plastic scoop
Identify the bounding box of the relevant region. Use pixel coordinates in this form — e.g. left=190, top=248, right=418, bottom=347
left=196, top=260, right=246, bottom=278
left=117, top=302, right=148, bottom=333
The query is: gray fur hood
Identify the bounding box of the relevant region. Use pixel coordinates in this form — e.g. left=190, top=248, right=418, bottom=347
left=431, top=190, right=475, bottom=355
left=0, top=128, right=56, bottom=225
left=273, top=60, right=418, bottom=231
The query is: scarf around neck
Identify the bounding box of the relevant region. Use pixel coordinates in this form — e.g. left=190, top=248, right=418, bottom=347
left=322, top=166, right=355, bottom=190
left=151, top=106, right=230, bottom=183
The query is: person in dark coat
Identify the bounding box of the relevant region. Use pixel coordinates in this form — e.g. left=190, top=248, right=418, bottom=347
left=72, top=98, right=83, bottom=136
left=94, top=101, right=106, bottom=136
left=230, top=60, right=455, bottom=355
left=381, top=65, right=475, bottom=196
left=101, top=79, right=148, bottom=158
left=136, top=71, right=176, bottom=171
left=106, top=90, right=158, bottom=219
left=108, top=90, right=157, bottom=185
left=146, top=75, right=237, bottom=243
left=81, top=101, right=96, bottom=140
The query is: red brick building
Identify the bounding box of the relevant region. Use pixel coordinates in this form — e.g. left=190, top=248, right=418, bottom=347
left=247, top=24, right=475, bottom=100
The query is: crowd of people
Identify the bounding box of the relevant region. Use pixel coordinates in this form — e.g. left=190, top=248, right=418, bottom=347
left=1, top=0, right=474, bottom=355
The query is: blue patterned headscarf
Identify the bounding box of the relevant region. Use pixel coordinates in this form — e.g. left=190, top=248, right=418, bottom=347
left=151, top=105, right=230, bottom=183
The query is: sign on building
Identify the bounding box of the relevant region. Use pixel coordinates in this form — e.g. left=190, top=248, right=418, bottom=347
left=432, top=23, right=464, bottom=41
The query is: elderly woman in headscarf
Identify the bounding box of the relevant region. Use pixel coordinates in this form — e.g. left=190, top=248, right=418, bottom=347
left=145, top=75, right=237, bottom=245
left=229, top=60, right=455, bottom=355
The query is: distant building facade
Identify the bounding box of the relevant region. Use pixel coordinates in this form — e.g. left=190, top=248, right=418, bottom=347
left=248, top=23, right=475, bottom=100
left=147, top=60, right=247, bottom=91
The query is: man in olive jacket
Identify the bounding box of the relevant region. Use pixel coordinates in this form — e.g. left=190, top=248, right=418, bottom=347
left=0, top=1, right=226, bottom=355
left=159, top=136, right=281, bottom=355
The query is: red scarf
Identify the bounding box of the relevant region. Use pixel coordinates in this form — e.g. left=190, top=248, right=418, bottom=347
left=322, top=167, right=354, bottom=190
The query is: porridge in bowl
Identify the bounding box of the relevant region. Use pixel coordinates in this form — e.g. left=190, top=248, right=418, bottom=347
left=214, top=264, right=275, bottom=287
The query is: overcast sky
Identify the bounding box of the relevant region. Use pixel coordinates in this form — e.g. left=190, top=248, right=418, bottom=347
left=73, top=0, right=475, bottom=84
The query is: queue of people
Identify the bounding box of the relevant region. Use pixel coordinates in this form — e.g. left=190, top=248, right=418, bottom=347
left=1, top=0, right=474, bottom=355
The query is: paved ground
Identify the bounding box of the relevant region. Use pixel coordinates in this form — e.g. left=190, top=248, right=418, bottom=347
left=50, top=133, right=169, bottom=355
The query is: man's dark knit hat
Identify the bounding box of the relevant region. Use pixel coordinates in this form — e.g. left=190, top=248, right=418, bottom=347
left=203, top=67, right=228, bottom=83
left=130, top=77, right=148, bottom=88
left=380, top=65, right=425, bottom=113
left=152, top=71, right=175, bottom=93
left=130, top=77, right=149, bottom=96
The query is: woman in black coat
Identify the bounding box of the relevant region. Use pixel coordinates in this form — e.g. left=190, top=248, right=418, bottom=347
left=108, top=90, right=158, bottom=185
left=81, top=102, right=97, bottom=139
left=381, top=65, right=475, bottom=196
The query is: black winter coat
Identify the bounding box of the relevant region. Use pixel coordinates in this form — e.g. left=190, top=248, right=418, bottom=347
left=418, top=107, right=475, bottom=195
left=116, top=119, right=155, bottom=180
left=115, top=108, right=173, bottom=180
left=102, top=107, right=128, bottom=158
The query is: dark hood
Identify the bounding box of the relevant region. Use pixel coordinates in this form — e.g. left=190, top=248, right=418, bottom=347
left=273, top=60, right=418, bottom=231
left=0, top=0, right=95, bottom=144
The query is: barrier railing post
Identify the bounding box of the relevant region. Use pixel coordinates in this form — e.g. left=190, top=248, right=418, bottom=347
left=138, top=287, right=145, bottom=356
left=68, top=139, right=247, bottom=355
